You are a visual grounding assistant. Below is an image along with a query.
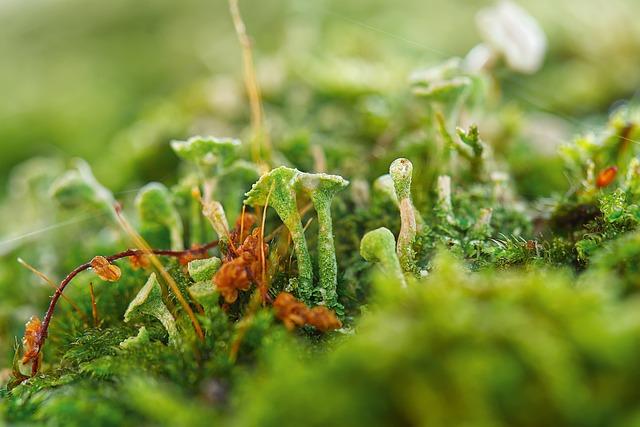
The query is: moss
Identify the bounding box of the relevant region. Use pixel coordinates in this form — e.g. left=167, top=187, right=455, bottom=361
left=5, top=2, right=640, bottom=426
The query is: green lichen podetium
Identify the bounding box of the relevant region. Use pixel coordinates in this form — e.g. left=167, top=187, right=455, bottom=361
left=360, top=227, right=407, bottom=288
left=170, top=135, right=241, bottom=202
left=187, top=257, right=222, bottom=283
left=296, top=172, right=349, bottom=311
left=244, top=166, right=314, bottom=304
left=170, top=136, right=240, bottom=167
left=373, top=174, right=426, bottom=230
left=49, top=158, right=117, bottom=223
left=389, top=158, right=419, bottom=276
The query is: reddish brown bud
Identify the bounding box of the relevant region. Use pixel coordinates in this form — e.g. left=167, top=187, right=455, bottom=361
left=90, top=256, right=121, bottom=282
left=596, top=166, right=618, bottom=188
left=21, top=316, right=42, bottom=365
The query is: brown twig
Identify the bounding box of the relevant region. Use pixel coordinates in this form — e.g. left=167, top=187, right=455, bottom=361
left=228, top=0, right=271, bottom=171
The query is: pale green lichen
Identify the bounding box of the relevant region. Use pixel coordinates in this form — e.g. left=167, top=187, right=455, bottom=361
left=187, top=257, right=222, bottom=283
left=411, top=58, right=472, bottom=113
left=373, top=174, right=425, bottom=230
left=436, top=174, right=457, bottom=226
left=390, top=158, right=418, bottom=276
left=170, top=135, right=242, bottom=212
left=244, top=166, right=313, bottom=303
left=296, top=172, right=349, bottom=310
left=135, top=183, right=184, bottom=250
left=475, top=0, right=547, bottom=74
left=124, top=273, right=180, bottom=348
left=49, top=159, right=117, bottom=222
left=170, top=136, right=240, bottom=167
left=119, top=326, right=150, bottom=350
left=188, top=281, right=219, bottom=313
left=201, top=200, right=230, bottom=240
left=360, top=227, right=407, bottom=288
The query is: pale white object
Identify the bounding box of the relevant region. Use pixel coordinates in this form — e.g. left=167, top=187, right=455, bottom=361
left=476, top=0, right=547, bottom=74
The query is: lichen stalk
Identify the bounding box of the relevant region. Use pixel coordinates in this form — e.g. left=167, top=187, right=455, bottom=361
left=296, top=173, right=348, bottom=310
left=390, top=158, right=418, bottom=276
left=313, top=200, right=339, bottom=306
left=282, top=210, right=314, bottom=303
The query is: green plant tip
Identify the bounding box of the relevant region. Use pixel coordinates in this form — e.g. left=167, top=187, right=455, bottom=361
left=136, top=182, right=184, bottom=250
left=389, top=158, right=413, bottom=200
left=360, top=227, right=407, bottom=288
left=49, top=159, right=117, bottom=222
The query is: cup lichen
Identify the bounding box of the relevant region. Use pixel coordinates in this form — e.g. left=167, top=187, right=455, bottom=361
left=244, top=166, right=314, bottom=304
left=296, top=172, right=349, bottom=310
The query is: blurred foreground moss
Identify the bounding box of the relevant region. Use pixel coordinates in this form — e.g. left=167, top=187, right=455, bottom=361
left=6, top=255, right=640, bottom=426
left=233, top=255, right=640, bottom=426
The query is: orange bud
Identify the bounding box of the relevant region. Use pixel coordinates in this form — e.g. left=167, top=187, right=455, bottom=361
left=90, top=256, right=121, bottom=282
left=596, top=166, right=618, bottom=188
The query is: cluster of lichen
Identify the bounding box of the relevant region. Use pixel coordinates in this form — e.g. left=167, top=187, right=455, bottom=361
left=5, top=3, right=640, bottom=426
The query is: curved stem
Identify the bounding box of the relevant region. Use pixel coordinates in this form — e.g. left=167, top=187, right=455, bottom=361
left=31, top=241, right=218, bottom=377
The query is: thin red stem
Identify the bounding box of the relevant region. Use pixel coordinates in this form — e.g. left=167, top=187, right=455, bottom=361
left=31, top=240, right=218, bottom=376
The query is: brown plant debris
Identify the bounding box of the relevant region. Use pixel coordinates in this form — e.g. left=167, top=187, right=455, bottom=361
left=229, top=212, right=258, bottom=250
left=214, top=227, right=268, bottom=304
left=273, top=292, right=342, bottom=332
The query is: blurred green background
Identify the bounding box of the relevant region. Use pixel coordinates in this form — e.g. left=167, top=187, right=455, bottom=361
left=2, top=0, right=639, bottom=193
left=0, top=0, right=639, bottom=368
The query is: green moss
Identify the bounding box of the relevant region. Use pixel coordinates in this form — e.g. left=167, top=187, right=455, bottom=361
left=5, top=2, right=640, bottom=426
